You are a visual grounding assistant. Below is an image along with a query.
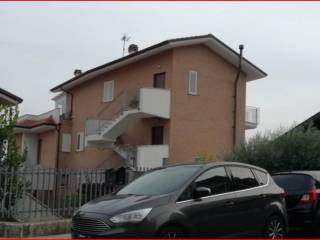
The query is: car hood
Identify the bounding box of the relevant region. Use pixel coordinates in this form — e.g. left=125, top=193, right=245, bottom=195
left=78, top=193, right=171, bottom=216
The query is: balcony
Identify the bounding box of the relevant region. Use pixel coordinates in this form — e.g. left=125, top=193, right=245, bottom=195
left=136, top=145, right=169, bottom=169
left=245, top=106, right=260, bottom=129
left=85, top=88, right=171, bottom=145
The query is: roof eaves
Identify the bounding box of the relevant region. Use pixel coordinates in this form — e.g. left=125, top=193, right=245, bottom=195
left=51, top=34, right=267, bottom=92
left=0, top=88, right=23, bottom=104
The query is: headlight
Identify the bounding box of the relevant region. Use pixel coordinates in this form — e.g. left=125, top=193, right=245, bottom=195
left=110, top=208, right=152, bottom=223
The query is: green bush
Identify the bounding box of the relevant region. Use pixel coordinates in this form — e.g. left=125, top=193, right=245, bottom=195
left=224, top=127, right=320, bottom=173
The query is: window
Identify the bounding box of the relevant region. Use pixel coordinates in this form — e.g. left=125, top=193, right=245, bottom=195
left=273, top=174, right=313, bottom=191
left=229, top=166, right=259, bottom=190
left=195, top=167, right=232, bottom=195
left=117, top=165, right=201, bottom=196
left=103, top=80, right=114, bottom=102
left=178, top=185, right=193, bottom=202
left=253, top=169, right=268, bottom=185
left=76, top=132, right=84, bottom=152
left=153, top=72, right=166, bottom=88
left=61, top=133, right=71, bottom=153
left=152, top=126, right=164, bottom=145
left=188, top=70, right=198, bottom=95
left=37, top=139, right=42, bottom=165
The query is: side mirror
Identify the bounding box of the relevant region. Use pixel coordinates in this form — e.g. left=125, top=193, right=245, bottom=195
left=194, top=187, right=211, bottom=199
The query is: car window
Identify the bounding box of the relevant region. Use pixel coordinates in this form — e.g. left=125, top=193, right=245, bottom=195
left=194, top=167, right=232, bottom=195
left=230, top=166, right=259, bottom=190
left=178, top=185, right=193, bottom=202
left=117, top=165, right=200, bottom=196
left=253, top=169, right=268, bottom=185
left=272, top=174, right=314, bottom=191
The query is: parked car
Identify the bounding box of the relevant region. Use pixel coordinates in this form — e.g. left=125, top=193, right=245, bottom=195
left=71, top=162, right=287, bottom=238
left=272, top=171, right=320, bottom=233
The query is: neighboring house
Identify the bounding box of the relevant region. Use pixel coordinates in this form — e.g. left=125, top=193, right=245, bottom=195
left=0, top=88, right=23, bottom=105
left=293, top=112, right=320, bottom=130
left=16, top=34, right=267, bottom=170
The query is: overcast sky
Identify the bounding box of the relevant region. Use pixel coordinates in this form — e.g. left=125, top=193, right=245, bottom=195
left=1, top=2, right=320, bottom=138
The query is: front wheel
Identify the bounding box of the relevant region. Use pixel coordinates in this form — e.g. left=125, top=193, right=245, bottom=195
left=264, top=215, right=286, bottom=239
left=157, top=226, right=185, bottom=239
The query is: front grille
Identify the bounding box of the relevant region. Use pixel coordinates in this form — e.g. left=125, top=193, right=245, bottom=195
left=72, top=216, right=111, bottom=233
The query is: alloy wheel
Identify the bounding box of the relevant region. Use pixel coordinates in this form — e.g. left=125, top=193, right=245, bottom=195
left=267, top=218, right=285, bottom=239
left=164, top=232, right=181, bottom=239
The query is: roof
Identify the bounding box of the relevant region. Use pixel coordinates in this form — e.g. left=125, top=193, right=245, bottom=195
left=15, top=116, right=57, bottom=134
left=16, top=116, right=56, bottom=129
left=296, top=112, right=320, bottom=130
left=15, top=108, right=60, bottom=134
left=0, top=88, right=23, bottom=105
left=51, top=34, right=267, bottom=93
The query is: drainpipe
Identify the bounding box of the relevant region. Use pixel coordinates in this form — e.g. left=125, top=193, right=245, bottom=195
left=55, top=123, right=61, bottom=169
left=233, top=44, right=244, bottom=147
left=61, top=87, right=73, bottom=116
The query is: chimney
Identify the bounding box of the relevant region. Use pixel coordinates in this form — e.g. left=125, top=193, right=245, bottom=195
left=74, top=69, right=82, bottom=76
left=128, top=44, right=138, bottom=54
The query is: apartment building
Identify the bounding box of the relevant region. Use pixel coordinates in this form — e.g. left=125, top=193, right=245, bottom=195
left=15, top=34, right=266, bottom=170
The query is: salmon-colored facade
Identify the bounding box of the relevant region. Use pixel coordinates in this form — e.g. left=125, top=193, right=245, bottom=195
left=16, top=34, right=266, bottom=170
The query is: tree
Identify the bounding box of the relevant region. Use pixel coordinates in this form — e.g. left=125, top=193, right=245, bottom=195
left=223, top=127, right=320, bottom=173
left=0, top=103, right=26, bottom=219
left=0, top=103, right=26, bottom=169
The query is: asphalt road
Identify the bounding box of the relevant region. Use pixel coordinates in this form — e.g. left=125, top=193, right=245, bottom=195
left=34, top=229, right=319, bottom=239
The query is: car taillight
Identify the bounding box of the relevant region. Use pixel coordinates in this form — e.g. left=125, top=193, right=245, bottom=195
left=299, top=189, right=320, bottom=204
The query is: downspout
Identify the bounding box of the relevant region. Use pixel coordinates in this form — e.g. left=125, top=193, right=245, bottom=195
left=55, top=123, right=61, bottom=169
left=61, top=87, right=73, bottom=116
left=233, top=44, right=244, bottom=146
left=54, top=123, right=61, bottom=209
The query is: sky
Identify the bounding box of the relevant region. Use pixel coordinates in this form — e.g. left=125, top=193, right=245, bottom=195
left=1, top=2, right=320, bottom=138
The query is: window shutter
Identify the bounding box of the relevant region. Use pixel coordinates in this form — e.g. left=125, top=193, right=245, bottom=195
left=188, top=71, right=198, bottom=95
left=61, top=133, right=71, bottom=152
left=76, top=132, right=84, bottom=152
left=103, top=80, right=114, bottom=102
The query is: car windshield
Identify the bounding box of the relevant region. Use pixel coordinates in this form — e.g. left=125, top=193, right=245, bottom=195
left=117, top=165, right=201, bottom=196
left=273, top=174, right=313, bottom=191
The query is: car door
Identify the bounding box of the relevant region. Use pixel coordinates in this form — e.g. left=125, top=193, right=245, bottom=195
left=228, top=166, right=262, bottom=236
left=176, top=166, right=238, bottom=237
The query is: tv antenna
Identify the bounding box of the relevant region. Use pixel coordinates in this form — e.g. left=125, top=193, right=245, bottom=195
left=121, top=34, right=130, bottom=56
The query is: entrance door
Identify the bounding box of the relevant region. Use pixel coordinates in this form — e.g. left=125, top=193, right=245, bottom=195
left=152, top=126, right=164, bottom=145
left=153, top=72, right=166, bottom=88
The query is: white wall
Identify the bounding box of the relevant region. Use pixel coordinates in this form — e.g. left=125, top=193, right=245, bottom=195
left=139, top=88, right=170, bottom=119
left=22, top=133, right=39, bottom=167
left=136, top=145, right=169, bottom=169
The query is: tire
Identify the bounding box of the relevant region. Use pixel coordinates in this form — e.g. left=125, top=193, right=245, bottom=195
left=157, top=226, right=185, bottom=239
left=312, top=216, right=320, bottom=237
left=263, top=215, right=286, bottom=239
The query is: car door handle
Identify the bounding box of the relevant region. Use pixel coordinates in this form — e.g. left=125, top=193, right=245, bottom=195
left=224, top=201, right=235, bottom=207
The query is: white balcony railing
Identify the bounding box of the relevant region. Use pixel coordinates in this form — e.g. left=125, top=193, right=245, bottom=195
left=136, top=145, right=169, bottom=169
left=245, top=106, right=260, bottom=129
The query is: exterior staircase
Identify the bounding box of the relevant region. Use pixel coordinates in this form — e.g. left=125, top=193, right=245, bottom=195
left=85, top=88, right=171, bottom=167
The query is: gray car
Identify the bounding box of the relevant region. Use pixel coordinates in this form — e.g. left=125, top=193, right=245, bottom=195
left=72, top=162, right=287, bottom=238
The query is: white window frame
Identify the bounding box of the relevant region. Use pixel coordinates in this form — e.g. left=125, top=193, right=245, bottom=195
left=76, top=132, right=84, bottom=152
left=103, top=80, right=114, bottom=102
left=188, top=70, right=198, bottom=95
left=61, top=133, right=71, bottom=153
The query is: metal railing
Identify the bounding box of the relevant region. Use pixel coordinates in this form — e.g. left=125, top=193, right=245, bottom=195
left=0, top=167, right=148, bottom=222
left=86, top=89, right=139, bottom=136
left=245, top=106, right=260, bottom=125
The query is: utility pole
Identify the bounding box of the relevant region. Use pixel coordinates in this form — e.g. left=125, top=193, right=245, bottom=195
left=121, top=34, right=130, bottom=57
